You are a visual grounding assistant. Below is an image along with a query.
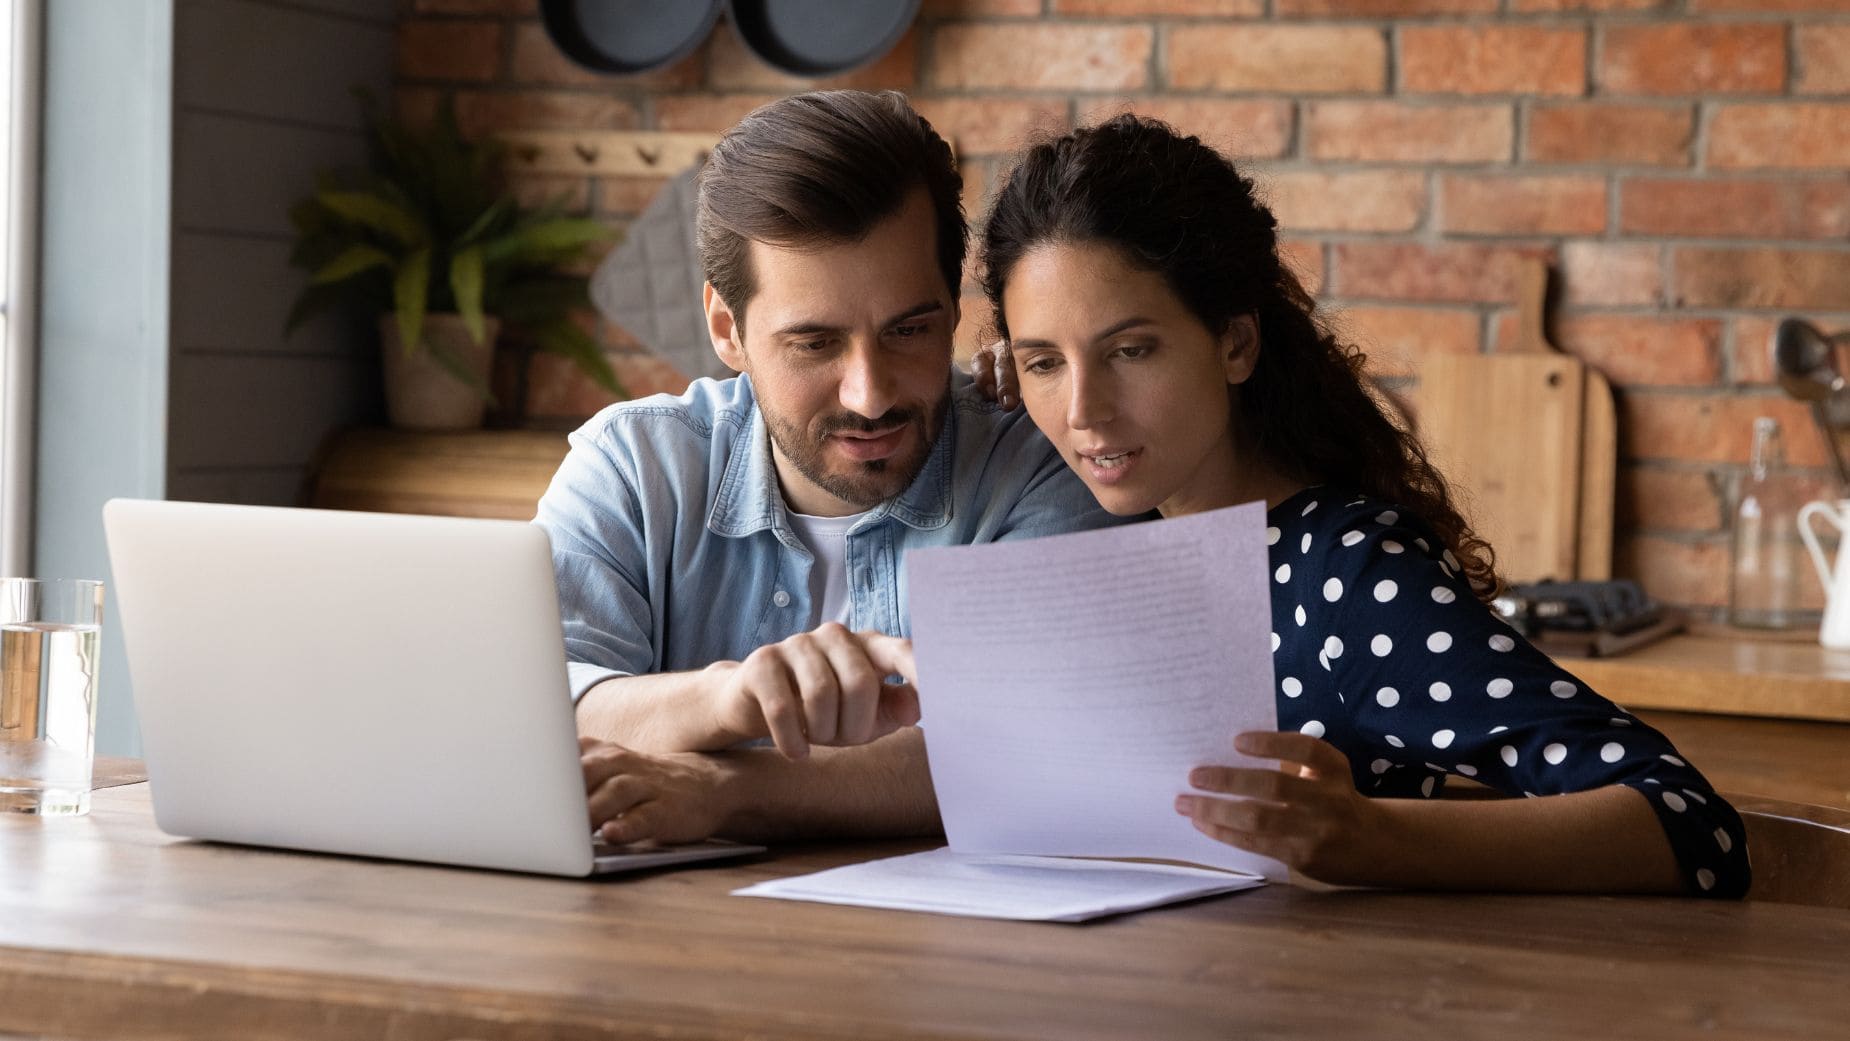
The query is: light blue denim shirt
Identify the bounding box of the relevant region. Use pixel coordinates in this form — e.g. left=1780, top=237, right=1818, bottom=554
left=535, top=370, right=1128, bottom=700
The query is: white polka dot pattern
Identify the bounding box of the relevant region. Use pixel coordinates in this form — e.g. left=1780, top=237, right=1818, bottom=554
left=1260, top=489, right=1746, bottom=899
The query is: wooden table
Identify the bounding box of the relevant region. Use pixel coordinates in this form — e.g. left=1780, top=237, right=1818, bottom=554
left=3, top=785, right=1850, bottom=1041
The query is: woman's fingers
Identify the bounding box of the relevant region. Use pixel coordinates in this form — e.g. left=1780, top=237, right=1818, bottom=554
left=1234, top=730, right=1352, bottom=779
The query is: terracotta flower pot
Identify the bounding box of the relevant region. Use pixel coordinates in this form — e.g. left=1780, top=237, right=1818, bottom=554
left=378, top=313, right=500, bottom=431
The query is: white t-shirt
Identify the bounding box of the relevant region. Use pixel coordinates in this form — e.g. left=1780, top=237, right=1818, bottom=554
left=787, top=509, right=871, bottom=629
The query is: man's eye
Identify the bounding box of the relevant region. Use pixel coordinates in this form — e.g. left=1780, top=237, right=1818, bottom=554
left=892, top=323, right=925, bottom=338
left=793, top=339, right=828, bottom=353
left=1022, top=357, right=1060, bottom=375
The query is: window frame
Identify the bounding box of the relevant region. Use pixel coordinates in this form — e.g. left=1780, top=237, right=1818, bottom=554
left=1, top=0, right=43, bottom=577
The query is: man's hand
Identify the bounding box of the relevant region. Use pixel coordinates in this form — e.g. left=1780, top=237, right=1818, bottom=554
left=582, top=738, right=738, bottom=846
left=1174, top=731, right=1391, bottom=886
left=968, top=340, right=1018, bottom=411
left=703, top=623, right=921, bottom=760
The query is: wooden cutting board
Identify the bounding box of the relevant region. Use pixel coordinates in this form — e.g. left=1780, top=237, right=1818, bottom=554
left=1414, top=259, right=1616, bottom=585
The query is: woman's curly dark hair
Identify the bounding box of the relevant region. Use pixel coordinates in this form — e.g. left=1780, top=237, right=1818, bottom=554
left=979, top=114, right=1499, bottom=601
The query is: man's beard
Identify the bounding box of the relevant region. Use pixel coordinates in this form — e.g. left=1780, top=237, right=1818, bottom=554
left=765, top=399, right=946, bottom=511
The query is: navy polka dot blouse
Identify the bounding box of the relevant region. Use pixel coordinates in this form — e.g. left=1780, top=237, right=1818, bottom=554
left=1268, top=487, right=1750, bottom=899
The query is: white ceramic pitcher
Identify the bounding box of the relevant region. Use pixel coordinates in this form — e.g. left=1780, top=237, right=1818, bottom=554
left=1798, top=498, right=1850, bottom=648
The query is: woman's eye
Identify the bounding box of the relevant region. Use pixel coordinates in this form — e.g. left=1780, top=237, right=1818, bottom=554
left=1113, top=344, right=1150, bottom=360
left=1021, top=357, right=1060, bottom=375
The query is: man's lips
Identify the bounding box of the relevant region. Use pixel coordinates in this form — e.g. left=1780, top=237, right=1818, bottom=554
left=830, top=425, right=908, bottom=462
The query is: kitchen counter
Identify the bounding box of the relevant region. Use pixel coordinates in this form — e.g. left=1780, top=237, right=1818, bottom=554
left=1567, top=626, right=1850, bottom=723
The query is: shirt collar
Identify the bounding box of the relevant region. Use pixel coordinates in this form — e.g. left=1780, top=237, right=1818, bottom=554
left=708, top=380, right=956, bottom=539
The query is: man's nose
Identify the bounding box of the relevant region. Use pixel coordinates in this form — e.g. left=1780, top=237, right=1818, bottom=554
left=839, top=341, right=898, bottom=420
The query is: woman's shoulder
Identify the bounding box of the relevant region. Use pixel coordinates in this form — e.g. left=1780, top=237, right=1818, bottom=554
left=1268, top=488, right=1452, bottom=559
left=1265, top=486, right=1474, bottom=605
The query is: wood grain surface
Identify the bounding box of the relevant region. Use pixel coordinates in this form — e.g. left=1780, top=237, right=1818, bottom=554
left=2, top=784, right=1849, bottom=1041
left=1572, top=628, right=1850, bottom=723
left=1415, top=259, right=1612, bottom=585
left=306, top=428, right=570, bottom=520
left=1637, top=709, right=1850, bottom=810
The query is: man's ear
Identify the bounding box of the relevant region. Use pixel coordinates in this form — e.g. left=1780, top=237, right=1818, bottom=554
left=705, top=283, right=747, bottom=374
left=1222, top=313, right=1261, bottom=386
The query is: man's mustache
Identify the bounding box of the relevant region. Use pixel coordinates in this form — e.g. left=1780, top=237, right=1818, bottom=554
left=815, top=409, right=920, bottom=440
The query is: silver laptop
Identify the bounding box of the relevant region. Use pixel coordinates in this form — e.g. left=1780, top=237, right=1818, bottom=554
left=102, top=498, right=762, bottom=876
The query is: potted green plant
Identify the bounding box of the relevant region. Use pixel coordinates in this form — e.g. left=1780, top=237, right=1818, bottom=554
left=287, top=93, right=620, bottom=430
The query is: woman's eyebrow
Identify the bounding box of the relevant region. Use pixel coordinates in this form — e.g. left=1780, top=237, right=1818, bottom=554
left=1011, top=317, right=1155, bottom=352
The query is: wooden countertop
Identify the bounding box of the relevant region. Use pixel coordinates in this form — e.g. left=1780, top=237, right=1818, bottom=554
left=4, top=783, right=1850, bottom=1041
left=1566, top=626, right=1850, bottom=723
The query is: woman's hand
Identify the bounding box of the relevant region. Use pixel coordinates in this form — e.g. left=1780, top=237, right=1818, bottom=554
left=968, top=340, right=1019, bottom=411
left=1176, top=731, right=1391, bottom=886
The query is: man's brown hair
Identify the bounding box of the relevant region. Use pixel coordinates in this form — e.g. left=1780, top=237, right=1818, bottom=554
left=696, top=90, right=965, bottom=332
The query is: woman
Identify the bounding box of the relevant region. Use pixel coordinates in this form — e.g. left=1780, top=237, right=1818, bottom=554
left=975, top=115, right=1749, bottom=897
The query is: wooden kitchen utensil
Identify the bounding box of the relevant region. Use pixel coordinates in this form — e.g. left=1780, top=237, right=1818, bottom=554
left=1414, top=259, right=1616, bottom=585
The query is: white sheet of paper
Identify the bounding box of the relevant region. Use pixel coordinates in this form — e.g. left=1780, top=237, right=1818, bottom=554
left=733, top=847, right=1264, bottom=922
left=907, top=502, right=1283, bottom=880
left=734, top=504, right=1283, bottom=920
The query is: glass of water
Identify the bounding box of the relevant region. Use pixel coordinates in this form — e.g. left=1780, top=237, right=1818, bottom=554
left=0, top=578, right=103, bottom=815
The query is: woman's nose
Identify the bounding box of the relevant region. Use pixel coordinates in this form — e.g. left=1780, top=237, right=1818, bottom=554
left=1066, top=365, right=1114, bottom=430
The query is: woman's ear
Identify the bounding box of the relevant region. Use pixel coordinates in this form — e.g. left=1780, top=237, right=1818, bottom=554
left=706, top=284, right=748, bottom=374
left=1222, top=313, right=1261, bottom=386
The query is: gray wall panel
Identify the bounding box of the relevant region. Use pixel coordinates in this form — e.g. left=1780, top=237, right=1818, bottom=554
left=177, top=0, right=392, bottom=126
left=168, top=352, right=374, bottom=469
left=173, top=112, right=369, bottom=235
left=168, top=467, right=309, bottom=507
left=170, top=232, right=369, bottom=359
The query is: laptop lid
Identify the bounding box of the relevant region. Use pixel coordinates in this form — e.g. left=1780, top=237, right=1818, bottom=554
left=103, top=499, right=599, bottom=876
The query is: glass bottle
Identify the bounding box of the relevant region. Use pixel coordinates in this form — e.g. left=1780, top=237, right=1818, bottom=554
left=1730, top=417, right=1802, bottom=629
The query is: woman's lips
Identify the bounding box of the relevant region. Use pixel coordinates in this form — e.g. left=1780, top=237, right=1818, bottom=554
left=831, top=425, right=908, bottom=462
left=1078, top=447, right=1140, bottom=485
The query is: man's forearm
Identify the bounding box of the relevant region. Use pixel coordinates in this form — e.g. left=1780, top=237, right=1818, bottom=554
left=575, top=665, right=742, bottom=753
left=713, top=727, right=941, bottom=842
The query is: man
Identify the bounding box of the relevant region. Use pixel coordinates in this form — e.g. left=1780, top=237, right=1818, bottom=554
left=535, top=90, right=1120, bottom=847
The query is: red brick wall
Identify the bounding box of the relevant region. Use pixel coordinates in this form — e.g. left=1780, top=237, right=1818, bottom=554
left=397, top=0, right=1850, bottom=614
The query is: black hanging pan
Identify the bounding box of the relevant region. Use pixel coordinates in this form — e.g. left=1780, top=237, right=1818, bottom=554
left=540, top=0, right=725, bottom=76
left=726, top=0, right=920, bottom=78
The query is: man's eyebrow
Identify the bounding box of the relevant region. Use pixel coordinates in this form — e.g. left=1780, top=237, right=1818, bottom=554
left=1010, top=317, right=1155, bottom=352
left=768, top=302, right=944, bottom=341
left=882, top=301, right=944, bottom=326
left=769, top=319, right=846, bottom=340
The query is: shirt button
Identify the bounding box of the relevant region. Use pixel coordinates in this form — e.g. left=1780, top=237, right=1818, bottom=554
left=772, top=590, right=790, bottom=608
